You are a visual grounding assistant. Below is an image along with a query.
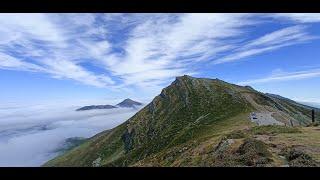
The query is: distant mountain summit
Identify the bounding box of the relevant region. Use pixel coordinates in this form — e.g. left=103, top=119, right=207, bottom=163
left=116, top=98, right=143, bottom=108
left=76, top=105, right=117, bottom=111
left=76, top=99, right=142, bottom=111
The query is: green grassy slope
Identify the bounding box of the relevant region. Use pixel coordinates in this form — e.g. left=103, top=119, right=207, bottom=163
left=44, top=75, right=319, bottom=167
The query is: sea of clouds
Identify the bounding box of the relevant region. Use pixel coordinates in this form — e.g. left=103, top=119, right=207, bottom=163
left=0, top=103, right=142, bottom=167
left=299, top=101, right=320, bottom=108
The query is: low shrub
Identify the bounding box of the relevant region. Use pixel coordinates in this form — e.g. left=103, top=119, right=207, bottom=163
left=236, top=138, right=272, bottom=166
left=285, top=148, right=319, bottom=167
left=226, top=130, right=247, bottom=139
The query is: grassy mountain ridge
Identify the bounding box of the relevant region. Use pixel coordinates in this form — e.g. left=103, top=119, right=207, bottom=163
left=44, top=75, right=320, bottom=167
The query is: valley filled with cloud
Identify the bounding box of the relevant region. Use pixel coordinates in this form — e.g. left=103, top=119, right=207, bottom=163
left=0, top=104, right=141, bottom=166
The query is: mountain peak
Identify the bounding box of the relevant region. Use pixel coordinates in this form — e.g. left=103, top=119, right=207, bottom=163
left=176, top=74, right=194, bottom=80
left=46, top=76, right=320, bottom=167
left=117, top=98, right=142, bottom=108
left=173, top=75, right=203, bottom=85
left=175, top=75, right=224, bottom=83
left=76, top=104, right=117, bottom=111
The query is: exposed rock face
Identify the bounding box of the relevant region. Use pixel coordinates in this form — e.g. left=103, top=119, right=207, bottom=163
left=122, top=129, right=135, bottom=152
left=92, top=157, right=101, bottom=167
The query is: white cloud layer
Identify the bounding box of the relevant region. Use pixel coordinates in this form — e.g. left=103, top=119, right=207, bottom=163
left=238, top=68, right=320, bottom=85
left=213, top=25, right=316, bottom=64
left=272, top=13, right=320, bottom=23
left=0, top=13, right=114, bottom=88
left=0, top=104, right=141, bottom=166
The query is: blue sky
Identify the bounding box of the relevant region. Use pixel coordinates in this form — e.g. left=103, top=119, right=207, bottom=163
left=1, top=13, right=320, bottom=106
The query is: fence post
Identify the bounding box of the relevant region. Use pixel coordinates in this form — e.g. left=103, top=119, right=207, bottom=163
left=312, top=109, right=315, bottom=123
